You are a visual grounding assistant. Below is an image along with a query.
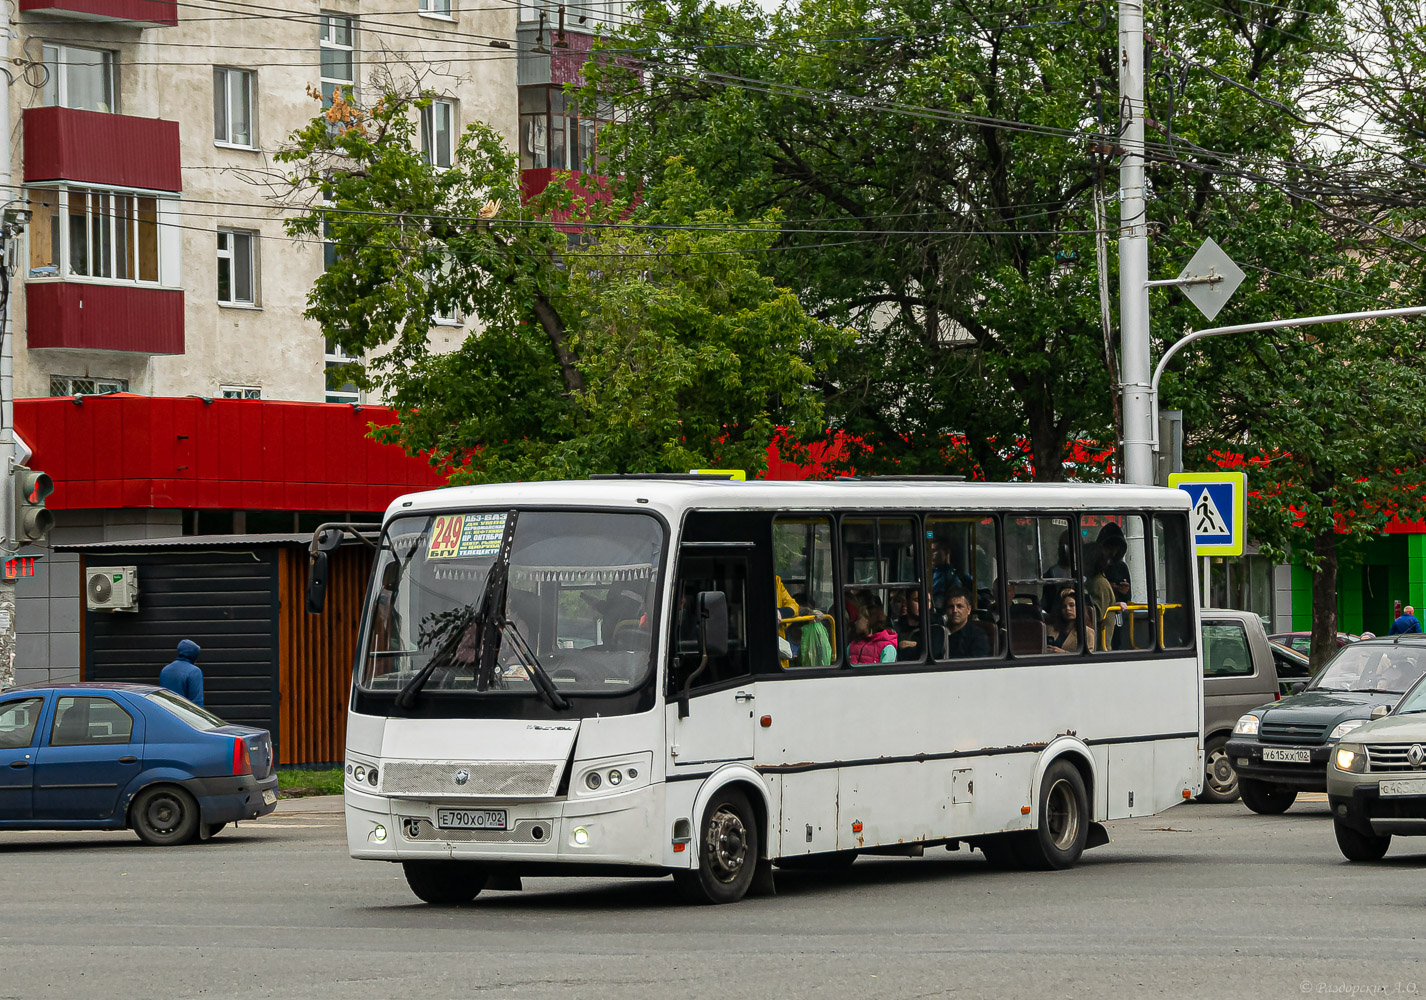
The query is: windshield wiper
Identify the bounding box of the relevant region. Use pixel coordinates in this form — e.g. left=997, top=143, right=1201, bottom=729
left=500, top=617, right=570, bottom=711
left=396, top=512, right=518, bottom=709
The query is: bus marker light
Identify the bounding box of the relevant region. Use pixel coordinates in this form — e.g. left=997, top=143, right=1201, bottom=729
left=851, top=821, right=863, bottom=833
left=760, top=715, right=772, bottom=728
left=1021, top=806, right=1031, bottom=815
left=1183, top=789, right=1192, bottom=798
left=673, top=842, right=686, bottom=852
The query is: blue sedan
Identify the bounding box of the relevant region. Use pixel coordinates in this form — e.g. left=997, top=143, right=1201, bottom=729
left=0, top=682, right=278, bottom=845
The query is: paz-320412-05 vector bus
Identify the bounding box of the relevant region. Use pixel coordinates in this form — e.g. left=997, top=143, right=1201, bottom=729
left=312, top=477, right=1203, bottom=905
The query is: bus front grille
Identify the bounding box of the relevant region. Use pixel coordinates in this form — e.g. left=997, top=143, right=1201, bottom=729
left=379, top=761, right=563, bottom=798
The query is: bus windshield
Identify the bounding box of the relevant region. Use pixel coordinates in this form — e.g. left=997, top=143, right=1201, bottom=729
left=359, top=509, right=664, bottom=698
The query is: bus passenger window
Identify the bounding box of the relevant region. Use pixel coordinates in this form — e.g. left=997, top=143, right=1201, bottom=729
left=772, top=518, right=836, bottom=667
left=925, top=515, right=1000, bottom=659
left=669, top=553, right=751, bottom=694
left=1154, top=515, right=1194, bottom=649
left=1084, top=513, right=1153, bottom=653
left=1003, top=515, right=1073, bottom=656
left=842, top=518, right=918, bottom=665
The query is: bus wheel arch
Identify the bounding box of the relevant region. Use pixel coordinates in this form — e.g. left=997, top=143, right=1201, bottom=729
left=1030, top=738, right=1097, bottom=825
left=677, top=770, right=771, bottom=904
left=688, top=766, right=773, bottom=862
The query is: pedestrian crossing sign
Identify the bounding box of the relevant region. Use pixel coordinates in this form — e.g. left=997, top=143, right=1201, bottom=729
left=1168, top=471, right=1247, bottom=556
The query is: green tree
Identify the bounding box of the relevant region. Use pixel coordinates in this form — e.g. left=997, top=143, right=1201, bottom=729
left=276, top=88, right=849, bottom=482
left=590, top=0, right=1341, bottom=479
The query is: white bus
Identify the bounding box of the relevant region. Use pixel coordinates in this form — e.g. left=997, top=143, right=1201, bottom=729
left=332, top=478, right=1202, bottom=904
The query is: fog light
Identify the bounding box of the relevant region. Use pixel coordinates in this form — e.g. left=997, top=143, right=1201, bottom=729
left=373, top=824, right=387, bottom=842
left=367, top=768, right=379, bottom=786
left=608, top=769, right=623, bottom=786
left=572, top=826, right=590, bottom=846
left=585, top=772, right=601, bottom=790
left=353, top=765, right=367, bottom=783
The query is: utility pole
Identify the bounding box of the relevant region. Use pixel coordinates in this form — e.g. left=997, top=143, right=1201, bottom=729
left=1118, top=0, right=1155, bottom=487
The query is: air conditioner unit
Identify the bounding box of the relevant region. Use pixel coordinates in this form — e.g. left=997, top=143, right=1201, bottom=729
left=87, top=566, right=138, bottom=612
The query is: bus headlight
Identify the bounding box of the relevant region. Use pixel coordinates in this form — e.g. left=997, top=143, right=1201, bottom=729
left=353, top=764, right=367, bottom=783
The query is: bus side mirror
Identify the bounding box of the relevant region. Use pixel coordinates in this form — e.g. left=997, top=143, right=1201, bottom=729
left=698, top=591, right=729, bottom=657
left=677, top=591, right=728, bottom=719
left=1371, top=704, right=1391, bottom=720
left=307, top=551, right=329, bottom=614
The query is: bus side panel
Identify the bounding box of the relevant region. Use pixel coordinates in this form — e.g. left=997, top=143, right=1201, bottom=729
left=779, top=770, right=838, bottom=858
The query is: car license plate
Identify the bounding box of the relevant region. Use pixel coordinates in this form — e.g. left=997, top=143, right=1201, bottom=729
left=436, top=808, right=507, bottom=831
left=1262, top=747, right=1312, bottom=763
left=261, top=789, right=277, bottom=806
left=1380, top=778, right=1426, bottom=797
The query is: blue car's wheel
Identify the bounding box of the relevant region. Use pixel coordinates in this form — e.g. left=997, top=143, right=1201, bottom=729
left=131, top=786, right=200, bottom=846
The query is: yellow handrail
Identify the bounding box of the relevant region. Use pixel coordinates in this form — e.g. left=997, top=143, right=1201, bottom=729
left=780, top=612, right=837, bottom=668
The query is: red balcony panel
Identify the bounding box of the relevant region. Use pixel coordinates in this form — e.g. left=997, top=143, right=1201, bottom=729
left=26, top=282, right=185, bottom=354
left=20, top=0, right=176, bottom=26
left=23, top=107, right=182, bottom=192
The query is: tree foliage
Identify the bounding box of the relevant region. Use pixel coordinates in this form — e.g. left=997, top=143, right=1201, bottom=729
left=276, top=87, right=849, bottom=482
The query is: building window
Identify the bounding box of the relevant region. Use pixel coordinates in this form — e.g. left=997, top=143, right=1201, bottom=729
left=419, top=0, right=452, bottom=16
left=319, top=13, right=356, bottom=106
left=50, top=375, right=129, bottom=396
left=325, top=338, right=360, bottom=403
left=216, top=229, right=257, bottom=305
left=519, top=86, right=613, bottom=172
left=420, top=99, right=455, bottom=169
left=27, top=188, right=163, bottom=284
left=214, top=67, right=255, bottom=147
left=41, top=45, right=116, bottom=113
left=220, top=385, right=262, bottom=399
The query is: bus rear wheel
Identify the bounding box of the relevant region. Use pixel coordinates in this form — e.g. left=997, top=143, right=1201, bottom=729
left=1016, top=760, right=1089, bottom=871
left=674, top=787, right=759, bottom=904
left=403, top=861, right=487, bottom=905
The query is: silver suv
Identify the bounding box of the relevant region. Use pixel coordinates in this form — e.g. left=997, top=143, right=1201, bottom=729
left=1326, top=667, right=1426, bottom=861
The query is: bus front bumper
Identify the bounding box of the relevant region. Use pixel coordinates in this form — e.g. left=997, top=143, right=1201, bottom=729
left=346, top=782, right=663, bottom=866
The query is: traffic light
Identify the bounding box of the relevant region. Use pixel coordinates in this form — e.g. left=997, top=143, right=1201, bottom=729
left=14, top=466, right=54, bottom=544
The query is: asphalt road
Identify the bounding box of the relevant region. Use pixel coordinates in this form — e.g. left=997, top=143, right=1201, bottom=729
left=2, top=794, right=1423, bottom=1000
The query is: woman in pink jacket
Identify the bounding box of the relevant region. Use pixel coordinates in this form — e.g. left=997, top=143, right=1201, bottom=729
left=849, top=600, right=899, bottom=664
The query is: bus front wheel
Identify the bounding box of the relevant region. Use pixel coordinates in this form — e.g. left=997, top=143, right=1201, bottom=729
left=403, top=861, right=487, bottom=905
left=1017, top=760, right=1089, bottom=870
left=674, top=787, right=760, bottom=904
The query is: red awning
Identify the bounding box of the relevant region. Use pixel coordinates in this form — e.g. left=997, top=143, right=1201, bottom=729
left=16, top=395, right=447, bottom=512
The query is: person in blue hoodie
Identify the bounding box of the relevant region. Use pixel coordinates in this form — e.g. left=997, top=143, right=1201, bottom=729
left=159, top=639, right=204, bottom=706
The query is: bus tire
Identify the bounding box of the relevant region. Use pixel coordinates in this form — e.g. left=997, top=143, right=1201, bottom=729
left=674, top=787, right=759, bottom=904
left=403, top=861, right=487, bottom=905
left=1017, top=760, right=1089, bottom=870
left=1239, top=778, right=1297, bottom=815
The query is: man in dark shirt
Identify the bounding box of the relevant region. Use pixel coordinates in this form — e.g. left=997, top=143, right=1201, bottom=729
left=943, top=588, right=990, bottom=658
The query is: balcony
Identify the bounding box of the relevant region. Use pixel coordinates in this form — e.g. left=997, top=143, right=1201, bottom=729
left=24, top=107, right=182, bottom=192
left=26, top=283, right=184, bottom=355
left=19, top=0, right=176, bottom=26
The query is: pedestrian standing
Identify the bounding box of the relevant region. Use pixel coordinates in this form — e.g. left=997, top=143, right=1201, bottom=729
left=159, top=639, right=205, bottom=705
left=1388, top=605, right=1423, bottom=636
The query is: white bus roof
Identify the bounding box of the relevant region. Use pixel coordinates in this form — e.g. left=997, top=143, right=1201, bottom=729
left=384, top=478, right=1191, bottom=522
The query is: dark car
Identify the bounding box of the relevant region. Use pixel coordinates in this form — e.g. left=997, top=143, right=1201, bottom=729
left=1225, top=636, right=1426, bottom=814
left=1267, top=631, right=1357, bottom=655
left=0, top=682, right=277, bottom=844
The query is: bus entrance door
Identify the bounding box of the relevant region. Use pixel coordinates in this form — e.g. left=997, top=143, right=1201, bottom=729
left=668, top=550, right=757, bottom=770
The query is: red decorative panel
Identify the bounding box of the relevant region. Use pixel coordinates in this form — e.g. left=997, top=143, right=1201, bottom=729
left=23, top=107, right=182, bottom=192
left=20, top=0, right=177, bottom=24
left=26, top=282, right=184, bottom=354
left=14, top=396, right=448, bottom=513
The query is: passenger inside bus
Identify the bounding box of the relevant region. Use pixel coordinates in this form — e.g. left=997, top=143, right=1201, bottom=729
left=1046, top=586, right=1095, bottom=654
left=942, top=587, right=991, bottom=658
left=849, top=594, right=898, bottom=664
